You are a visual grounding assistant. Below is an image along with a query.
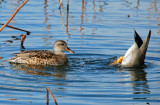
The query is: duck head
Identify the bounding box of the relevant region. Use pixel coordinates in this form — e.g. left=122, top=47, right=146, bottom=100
left=53, top=40, right=75, bottom=54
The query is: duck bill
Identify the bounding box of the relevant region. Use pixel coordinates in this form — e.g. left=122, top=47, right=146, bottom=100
left=65, top=47, right=75, bottom=53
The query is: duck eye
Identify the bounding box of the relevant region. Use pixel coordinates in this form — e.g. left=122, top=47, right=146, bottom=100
left=61, top=43, right=65, bottom=46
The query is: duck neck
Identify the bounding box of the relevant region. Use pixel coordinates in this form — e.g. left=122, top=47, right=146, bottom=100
left=54, top=51, right=65, bottom=55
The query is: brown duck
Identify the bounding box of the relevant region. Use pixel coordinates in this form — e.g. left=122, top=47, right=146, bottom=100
left=9, top=40, right=74, bottom=66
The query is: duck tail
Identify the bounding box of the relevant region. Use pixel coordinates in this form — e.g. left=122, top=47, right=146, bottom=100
left=134, top=29, right=143, bottom=48
left=140, top=30, right=151, bottom=64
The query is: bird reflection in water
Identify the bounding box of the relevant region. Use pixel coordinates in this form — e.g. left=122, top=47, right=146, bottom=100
left=9, top=63, right=67, bottom=79
left=123, top=67, right=150, bottom=100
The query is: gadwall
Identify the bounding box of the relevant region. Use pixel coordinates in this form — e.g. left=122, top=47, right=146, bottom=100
left=111, top=30, right=151, bottom=67
left=9, top=40, right=74, bottom=66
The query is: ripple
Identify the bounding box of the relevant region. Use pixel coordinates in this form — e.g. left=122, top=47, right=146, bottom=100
left=0, top=0, right=160, bottom=105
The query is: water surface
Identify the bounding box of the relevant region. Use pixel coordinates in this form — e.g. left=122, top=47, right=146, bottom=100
left=0, top=0, right=160, bottom=105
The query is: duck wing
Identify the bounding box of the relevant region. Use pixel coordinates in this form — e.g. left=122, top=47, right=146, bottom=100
left=9, top=50, right=57, bottom=64
left=13, top=50, right=53, bottom=58
left=134, top=29, right=143, bottom=48
left=139, top=30, right=151, bottom=64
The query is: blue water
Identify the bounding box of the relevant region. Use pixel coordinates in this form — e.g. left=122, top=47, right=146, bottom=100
left=0, top=0, right=160, bottom=105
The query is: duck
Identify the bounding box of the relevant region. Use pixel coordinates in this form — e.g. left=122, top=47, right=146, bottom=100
left=9, top=40, right=75, bottom=66
left=110, top=30, right=151, bottom=67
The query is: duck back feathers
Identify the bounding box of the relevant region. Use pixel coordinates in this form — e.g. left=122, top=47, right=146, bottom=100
left=9, top=50, right=68, bottom=66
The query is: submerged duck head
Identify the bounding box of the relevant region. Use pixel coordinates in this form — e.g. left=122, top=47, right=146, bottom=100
left=53, top=40, right=75, bottom=54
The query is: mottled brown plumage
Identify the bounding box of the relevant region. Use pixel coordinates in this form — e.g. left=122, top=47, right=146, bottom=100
left=9, top=40, right=74, bottom=66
